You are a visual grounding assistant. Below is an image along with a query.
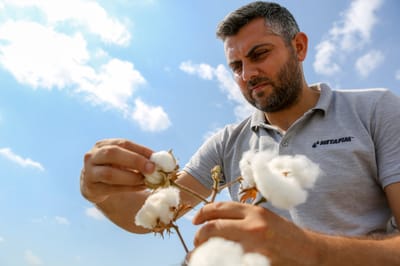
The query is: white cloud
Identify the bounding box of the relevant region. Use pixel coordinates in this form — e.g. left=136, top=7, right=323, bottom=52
left=85, top=207, right=105, bottom=220
left=3, top=0, right=131, bottom=45
left=0, top=1, right=171, bottom=132
left=0, top=20, right=145, bottom=109
left=0, top=19, right=170, bottom=131
left=180, top=61, right=254, bottom=121
left=24, top=250, right=43, bottom=266
left=0, top=147, right=44, bottom=171
left=0, top=236, right=4, bottom=243
left=331, top=0, right=383, bottom=51
left=313, top=40, right=341, bottom=76
left=55, top=216, right=70, bottom=225
left=355, top=50, right=384, bottom=77
left=79, top=59, right=146, bottom=112
left=131, top=98, right=171, bottom=132
left=313, top=0, right=383, bottom=76
left=0, top=20, right=90, bottom=89
left=179, top=61, right=214, bottom=80
left=395, top=70, right=400, bottom=80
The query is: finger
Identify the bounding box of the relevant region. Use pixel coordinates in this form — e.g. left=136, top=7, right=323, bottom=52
left=193, top=219, right=244, bottom=247
left=86, top=145, right=155, bottom=175
left=192, top=202, right=246, bottom=225
left=89, top=165, right=146, bottom=186
left=82, top=180, right=146, bottom=203
left=94, top=139, right=154, bottom=158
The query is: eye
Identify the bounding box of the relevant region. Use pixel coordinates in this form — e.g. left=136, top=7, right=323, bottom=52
left=230, top=62, right=242, bottom=75
left=250, top=49, right=269, bottom=61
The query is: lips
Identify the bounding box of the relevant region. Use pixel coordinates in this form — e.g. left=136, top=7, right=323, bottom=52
left=249, top=82, right=270, bottom=96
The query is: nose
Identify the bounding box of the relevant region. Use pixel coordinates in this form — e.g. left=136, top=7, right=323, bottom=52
left=241, top=62, right=259, bottom=82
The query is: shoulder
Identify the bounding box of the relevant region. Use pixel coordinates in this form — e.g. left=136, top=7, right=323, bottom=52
left=207, top=115, right=254, bottom=143
left=326, top=86, right=399, bottom=113
left=332, top=87, right=397, bottom=104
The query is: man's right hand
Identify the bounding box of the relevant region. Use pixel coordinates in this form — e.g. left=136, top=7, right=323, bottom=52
left=80, top=138, right=156, bottom=204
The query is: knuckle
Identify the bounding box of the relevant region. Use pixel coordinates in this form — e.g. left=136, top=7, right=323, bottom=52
left=83, top=151, right=93, bottom=164
left=212, top=201, right=225, bottom=211
left=98, top=145, right=119, bottom=158
left=201, top=220, right=218, bottom=235
left=116, top=139, right=131, bottom=149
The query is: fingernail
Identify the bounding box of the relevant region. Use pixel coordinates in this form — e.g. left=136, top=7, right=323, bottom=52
left=144, top=161, right=155, bottom=174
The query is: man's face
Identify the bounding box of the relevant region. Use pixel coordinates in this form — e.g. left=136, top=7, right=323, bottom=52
left=224, top=18, right=303, bottom=113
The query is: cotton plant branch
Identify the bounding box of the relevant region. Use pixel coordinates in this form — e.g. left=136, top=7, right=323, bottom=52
left=135, top=150, right=235, bottom=255
left=136, top=149, right=321, bottom=264
left=143, top=150, right=232, bottom=205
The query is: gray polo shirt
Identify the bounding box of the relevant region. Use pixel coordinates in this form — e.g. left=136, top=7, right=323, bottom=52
left=183, top=83, right=400, bottom=236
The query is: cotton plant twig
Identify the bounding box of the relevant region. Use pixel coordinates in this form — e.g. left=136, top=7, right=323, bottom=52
left=170, top=180, right=210, bottom=204
left=209, top=165, right=222, bottom=203
left=171, top=224, right=189, bottom=254
left=217, top=176, right=243, bottom=191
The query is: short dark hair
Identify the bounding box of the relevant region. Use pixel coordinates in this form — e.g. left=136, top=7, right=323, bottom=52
left=216, top=1, right=300, bottom=45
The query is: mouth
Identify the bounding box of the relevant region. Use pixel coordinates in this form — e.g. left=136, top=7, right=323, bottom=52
left=249, top=82, right=271, bottom=96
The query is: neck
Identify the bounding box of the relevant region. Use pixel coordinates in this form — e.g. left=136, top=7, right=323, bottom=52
left=264, top=84, right=320, bottom=132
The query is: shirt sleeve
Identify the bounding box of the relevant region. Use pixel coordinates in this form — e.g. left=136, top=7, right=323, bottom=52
left=372, top=89, right=400, bottom=188
left=183, top=128, right=226, bottom=190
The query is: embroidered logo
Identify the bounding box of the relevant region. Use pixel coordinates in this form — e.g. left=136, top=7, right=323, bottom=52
left=312, top=136, right=354, bottom=148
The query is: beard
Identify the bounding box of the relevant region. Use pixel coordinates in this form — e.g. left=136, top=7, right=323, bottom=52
left=245, top=49, right=303, bottom=113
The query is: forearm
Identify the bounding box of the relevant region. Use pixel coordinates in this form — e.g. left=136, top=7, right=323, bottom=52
left=311, top=231, right=400, bottom=265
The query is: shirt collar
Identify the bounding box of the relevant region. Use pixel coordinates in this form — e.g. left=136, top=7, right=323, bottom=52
left=250, top=83, right=333, bottom=132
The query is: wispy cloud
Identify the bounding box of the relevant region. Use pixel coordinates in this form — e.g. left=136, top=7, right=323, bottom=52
left=395, top=69, right=400, bottom=80
left=55, top=216, right=70, bottom=226
left=0, top=1, right=171, bottom=132
left=0, top=147, right=44, bottom=171
left=131, top=98, right=171, bottom=132
left=3, top=0, right=131, bottom=45
left=0, top=236, right=4, bottom=243
left=25, top=249, right=43, bottom=266
left=180, top=61, right=254, bottom=122
left=355, top=50, right=384, bottom=78
left=85, top=207, right=105, bottom=220
left=313, top=0, right=383, bottom=76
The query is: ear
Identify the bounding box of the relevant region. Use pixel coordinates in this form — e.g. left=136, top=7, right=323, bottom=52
left=292, top=32, right=308, bottom=62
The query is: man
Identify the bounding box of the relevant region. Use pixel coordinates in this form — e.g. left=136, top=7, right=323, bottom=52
left=80, top=1, right=400, bottom=265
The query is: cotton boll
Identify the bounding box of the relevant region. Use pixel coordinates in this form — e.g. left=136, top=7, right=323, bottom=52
left=252, top=154, right=307, bottom=210
left=188, top=237, right=244, bottom=266
left=239, top=150, right=257, bottom=188
left=188, top=237, right=270, bottom=266
left=268, top=155, right=319, bottom=189
left=135, top=187, right=180, bottom=229
left=144, top=150, right=178, bottom=188
left=240, top=150, right=277, bottom=188
left=144, top=171, right=165, bottom=187
left=150, top=150, right=177, bottom=172
left=242, top=253, right=270, bottom=266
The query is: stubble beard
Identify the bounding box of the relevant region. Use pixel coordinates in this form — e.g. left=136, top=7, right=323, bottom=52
left=247, top=50, right=303, bottom=113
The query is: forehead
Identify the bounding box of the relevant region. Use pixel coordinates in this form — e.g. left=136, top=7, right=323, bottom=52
left=223, top=18, right=284, bottom=60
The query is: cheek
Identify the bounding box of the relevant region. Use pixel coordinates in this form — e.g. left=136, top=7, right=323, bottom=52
left=234, top=75, right=246, bottom=89
left=237, top=82, right=248, bottom=96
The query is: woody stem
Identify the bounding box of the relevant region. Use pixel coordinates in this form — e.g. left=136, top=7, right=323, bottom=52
left=171, top=180, right=210, bottom=204
left=172, top=224, right=189, bottom=254
left=217, top=176, right=243, bottom=191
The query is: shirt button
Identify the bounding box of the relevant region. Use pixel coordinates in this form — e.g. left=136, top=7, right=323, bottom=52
left=281, top=140, right=289, bottom=147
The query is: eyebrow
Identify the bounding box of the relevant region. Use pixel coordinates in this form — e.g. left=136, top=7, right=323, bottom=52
left=228, top=43, right=273, bottom=68
left=245, top=43, right=272, bottom=58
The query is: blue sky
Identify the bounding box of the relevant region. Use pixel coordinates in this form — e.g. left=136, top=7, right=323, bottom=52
left=0, top=0, right=399, bottom=265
